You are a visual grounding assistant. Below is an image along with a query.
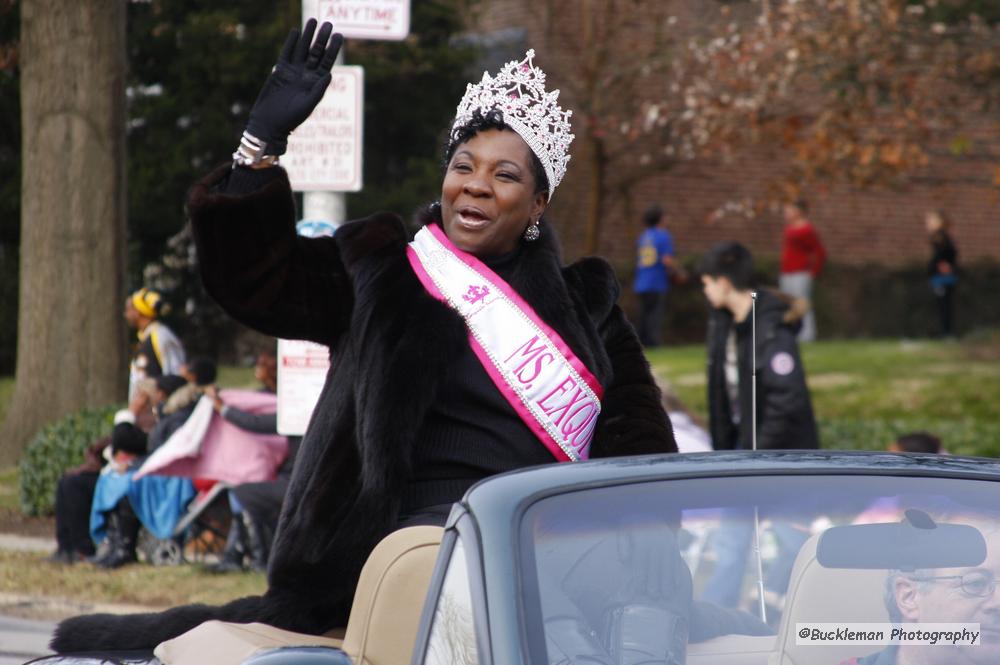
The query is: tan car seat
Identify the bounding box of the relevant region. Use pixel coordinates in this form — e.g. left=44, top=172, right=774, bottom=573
left=155, top=526, right=444, bottom=665
left=340, top=525, right=444, bottom=665
left=767, top=533, right=889, bottom=665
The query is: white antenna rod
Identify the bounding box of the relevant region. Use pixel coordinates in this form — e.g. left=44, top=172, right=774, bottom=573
left=751, top=291, right=758, bottom=452
left=750, top=290, right=767, bottom=624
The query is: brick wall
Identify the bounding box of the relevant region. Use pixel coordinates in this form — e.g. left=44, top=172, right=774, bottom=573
left=464, top=0, right=1000, bottom=269
left=621, top=142, right=1000, bottom=268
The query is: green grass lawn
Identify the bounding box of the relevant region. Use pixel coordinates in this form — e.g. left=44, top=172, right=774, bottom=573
left=3, top=344, right=1000, bottom=458
left=648, top=337, right=1000, bottom=456
left=0, top=344, right=997, bottom=611
left=0, top=466, right=17, bottom=512
left=215, top=364, right=259, bottom=390
left=0, top=549, right=266, bottom=612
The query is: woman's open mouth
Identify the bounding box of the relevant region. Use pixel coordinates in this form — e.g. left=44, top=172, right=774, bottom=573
left=456, top=207, right=491, bottom=230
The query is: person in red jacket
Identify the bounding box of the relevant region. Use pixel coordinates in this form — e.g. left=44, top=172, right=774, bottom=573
left=779, top=199, right=826, bottom=342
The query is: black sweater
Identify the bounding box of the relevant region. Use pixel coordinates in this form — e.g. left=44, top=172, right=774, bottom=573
left=405, top=248, right=554, bottom=512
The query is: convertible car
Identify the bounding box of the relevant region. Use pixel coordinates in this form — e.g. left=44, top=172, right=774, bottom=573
left=33, top=450, right=1000, bottom=664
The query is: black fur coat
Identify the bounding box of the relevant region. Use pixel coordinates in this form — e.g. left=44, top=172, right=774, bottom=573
left=52, top=165, right=675, bottom=653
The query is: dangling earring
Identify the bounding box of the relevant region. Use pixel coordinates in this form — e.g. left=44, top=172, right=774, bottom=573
left=523, top=218, right=540, bottom=242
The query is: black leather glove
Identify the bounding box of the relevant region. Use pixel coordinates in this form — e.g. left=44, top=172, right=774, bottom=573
left=246, top=19, right=343, bottom=155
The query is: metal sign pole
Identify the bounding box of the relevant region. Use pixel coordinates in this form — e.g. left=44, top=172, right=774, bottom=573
left=301, top=6, right=345, bottom=231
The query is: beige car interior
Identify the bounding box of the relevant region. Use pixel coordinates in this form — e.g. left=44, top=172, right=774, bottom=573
left=765, top=533, right=889, bottom=665
left=154, top=526, right=890, bottom=665
left=689, top=532, right=889, bottom=665
left=154, top=525, right=444, bottom=665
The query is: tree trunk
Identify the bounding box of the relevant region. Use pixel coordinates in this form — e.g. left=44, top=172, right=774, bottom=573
left=0, top=0, right=127, bottom=465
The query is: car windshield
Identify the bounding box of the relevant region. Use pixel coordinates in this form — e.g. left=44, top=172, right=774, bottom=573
left=519, top=474, right=1000, bottom=665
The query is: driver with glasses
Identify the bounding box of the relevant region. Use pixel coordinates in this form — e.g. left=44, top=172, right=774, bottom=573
left=842, top=520, right=1000, bottom=665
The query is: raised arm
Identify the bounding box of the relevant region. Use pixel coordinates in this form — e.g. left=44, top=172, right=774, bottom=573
left=205, top=385, right=278, bottom=434
left=188, top=20, right=352, bottom=345
left=189, top=167, right=352, bottom=345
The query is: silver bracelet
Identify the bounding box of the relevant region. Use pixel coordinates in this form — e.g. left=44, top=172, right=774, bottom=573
left=232, top=131, right=280, bottom=169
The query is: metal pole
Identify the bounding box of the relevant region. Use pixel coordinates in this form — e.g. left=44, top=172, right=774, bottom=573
left=750, top=290, right=767, bottom=623
left=301, top=1, right=345, bottom=230
left=751, top=291, right=757, bottom=452
left=753, top=507, right=767, bottom=624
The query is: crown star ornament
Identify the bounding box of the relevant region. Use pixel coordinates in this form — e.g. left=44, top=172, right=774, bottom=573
left=452, top=49, right=575, bottom=196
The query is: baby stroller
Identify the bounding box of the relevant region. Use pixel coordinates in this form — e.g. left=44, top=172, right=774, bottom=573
left=136, top=478, right=233, bottom=566
left=120, top=391, right=289, bottom=567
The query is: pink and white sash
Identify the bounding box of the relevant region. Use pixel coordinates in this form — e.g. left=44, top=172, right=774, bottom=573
left=407, top=224, right=603, bottom=462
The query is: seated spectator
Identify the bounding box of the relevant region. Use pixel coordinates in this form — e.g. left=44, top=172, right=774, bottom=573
left=167, top=356, right=218, bottom=415
left=48, top=397, right=166, bottom=567
left=204, top=350, right=300, bottom=573
left=89, top=375, right=197, bottom=568
left=48, top=367, right=196, bottom=566
left=86, top=422, right=151, bottom=568
left=48, top=431, right=114, bottom=565
left=146, top=374, right=200, bottom=453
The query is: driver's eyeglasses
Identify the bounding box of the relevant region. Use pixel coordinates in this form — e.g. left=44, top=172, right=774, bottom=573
left=910, top=570, right=998, bottom=598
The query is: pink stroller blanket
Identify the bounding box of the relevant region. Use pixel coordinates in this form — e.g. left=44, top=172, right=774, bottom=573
left=135, top=389, right=288, bottom=484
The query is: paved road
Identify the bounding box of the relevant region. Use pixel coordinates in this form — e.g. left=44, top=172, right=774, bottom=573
left=0, top=535, right=55, bottom=662
left=0, top=616, right=54, bottom=664
left=0, top=533, right=205, bottom=663
left=0, top=534, right=53, bottom=554
left=0, top=533, right=143, bottom=663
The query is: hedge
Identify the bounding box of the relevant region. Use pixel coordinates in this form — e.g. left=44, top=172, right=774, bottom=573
left=18, top=405, right=119, bottom=516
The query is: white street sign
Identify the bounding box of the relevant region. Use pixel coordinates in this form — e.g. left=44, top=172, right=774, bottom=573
left=285, top=66, right=364, bottom=192
left=277, top=339, right=332, bottom=436
left=317, top=0, right=411, bottom=41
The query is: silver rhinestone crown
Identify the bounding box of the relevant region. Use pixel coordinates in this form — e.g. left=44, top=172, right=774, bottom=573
left=452, top=49, right=574, bottom=196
